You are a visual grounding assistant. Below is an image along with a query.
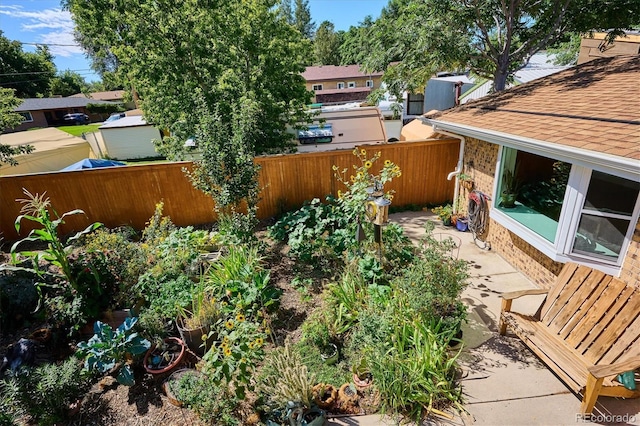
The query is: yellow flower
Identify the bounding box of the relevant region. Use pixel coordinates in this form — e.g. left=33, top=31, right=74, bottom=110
left=236, top=313, right=245, bottom=323
left=220, top=342, right=228, bottom=350
left=224, top=347, right=232, bottom=357
left=357, top=171, right=364, bottom=178
left=360, top=149, right=366, bottom=156
left=397, top=172, right=402, bottom=177
left=364, top=161, right=373, bottom=169
left=337, top=190, right=343, bottom=199
left=248, top=341, right=255, bottom=349
left=255, top=337, right=264, bottom=347
left=264, top=328, right=271, bottom=335
left=350, top=175, right=355, bottom=183
left=240, top=357, right=247, bottom=364
left=332, top=165, right=338, bottom=171
left=392, top=166, right=400, bottom=174
left=225, top=320, right=234, bottom=330
left=384, top=159, right=391, bottom=166
left=223, top=336, right=230, bottom=345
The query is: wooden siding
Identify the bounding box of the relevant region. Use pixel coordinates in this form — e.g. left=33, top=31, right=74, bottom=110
left=0, top=140, right=458, bottom=241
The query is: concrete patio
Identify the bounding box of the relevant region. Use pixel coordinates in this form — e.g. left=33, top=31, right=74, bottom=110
left=329, top=211, right=640, bottom=426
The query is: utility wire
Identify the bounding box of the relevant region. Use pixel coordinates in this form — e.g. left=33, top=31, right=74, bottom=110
left=0, top=69, right=93, bottom=77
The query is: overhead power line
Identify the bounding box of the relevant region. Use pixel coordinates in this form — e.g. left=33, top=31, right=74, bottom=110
left=0, top=69, right=93, bottom=77
left=19, top=42, right=82, bottom=47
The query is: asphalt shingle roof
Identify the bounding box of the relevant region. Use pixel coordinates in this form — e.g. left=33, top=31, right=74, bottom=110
left=303, top=64, right=383, bottom=81
left=432, top=55, right=640, bottom=160
left=16, top=98, right=118, bottom=111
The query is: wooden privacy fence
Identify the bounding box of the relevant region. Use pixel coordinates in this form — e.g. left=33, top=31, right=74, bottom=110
left=0, top=139, right=459, bottom=241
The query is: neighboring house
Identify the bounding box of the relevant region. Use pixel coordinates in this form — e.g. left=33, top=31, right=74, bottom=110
left=0, top=128, right=93, bottom=176
left=69, top=90, right=137, bottom=110
left=578, top=31, right=640, bottom=65
left=98, top=115, right=163, bottom=160
left=8, top=98, right=119, bottom=133
left=415, top=55, right=639, bottom=289
left=303, top=65, right=383, bottom=104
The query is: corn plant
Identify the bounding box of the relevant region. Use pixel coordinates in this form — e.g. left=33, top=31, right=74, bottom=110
left=10, top=189, right=101, bottom=293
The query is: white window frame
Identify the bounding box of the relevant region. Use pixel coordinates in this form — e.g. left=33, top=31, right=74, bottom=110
left=337, top=82, right=345, bottom=89
left=19, top=112, right=33, bottom=122
left=491, top=146, right=640, bottom=276
left=347, top=81, right=356, bottom=88
left=312, top=84, right=323, bottom=91
left=365, top=80, right=374, bottom=88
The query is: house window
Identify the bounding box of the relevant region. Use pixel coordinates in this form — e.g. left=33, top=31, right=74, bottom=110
left=312, top=84, right=323, bottom=91
left=492, top=146, right=640, bottom=273
left=19, top=112, right=33, bottom=122
left=347, top=81, right=356, bottom=88
left=407, top=93, right=424, bottom=115
left=365, top=80, right=374, bottom=88
left=337, top=82, right=345, bottom=89
left=571, top=171, right=639, bottom=261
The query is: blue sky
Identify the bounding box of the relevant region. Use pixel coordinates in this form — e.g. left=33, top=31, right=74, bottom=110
left=0, top=0, right=388, bottom=83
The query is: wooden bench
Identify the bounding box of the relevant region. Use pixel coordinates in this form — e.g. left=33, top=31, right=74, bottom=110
left=499, top=262, right=640, bottom=414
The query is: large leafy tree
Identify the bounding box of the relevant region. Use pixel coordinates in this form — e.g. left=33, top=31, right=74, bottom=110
left=0, top=31, right=56, bottom=98
left=66, top=0, right=312, bottom=218
left=0, top=88, right=34, bottom=165
left=314, top=21, right=342, bottom=65
left=49, top=70, right=88, bottom=97
left=360, top=0, right=640, bottom=93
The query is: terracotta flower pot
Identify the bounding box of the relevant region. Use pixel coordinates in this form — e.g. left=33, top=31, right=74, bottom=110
left=143, top=337, right=186, bottom=375
left=312, top=383, right=337, bottom=409
left=352, top=372, right=373, bottom=390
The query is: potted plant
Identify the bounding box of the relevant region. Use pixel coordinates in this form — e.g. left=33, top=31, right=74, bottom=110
left=458, top=172, right=474, bottom=191
left=351, top=358, right=373, bottom=389
left=500, top=166, right=521, bottom=208
left=176, top=289, right=219, bottom=355
left=143, top=336, right=186, bottom=375
left=431, top=204, right=453, bottom=226
left=302, top=316, right=338, bottom=365
left=312, top=383, right=337, bottom=409
left=76, top=317, right=151, bottom=386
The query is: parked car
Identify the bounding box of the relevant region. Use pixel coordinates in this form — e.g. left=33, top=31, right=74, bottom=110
left=63, top=113, right=90, bottom=125
left=104, top=112, right=126, bottom=123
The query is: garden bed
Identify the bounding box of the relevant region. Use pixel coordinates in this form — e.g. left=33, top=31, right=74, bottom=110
left=1, top=151, right=469, bottom=425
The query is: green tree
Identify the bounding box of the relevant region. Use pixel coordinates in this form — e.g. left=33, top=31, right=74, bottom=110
left=66, top=0, right=312, bottom=226
left=339, top=16, right=375, bottom=65
left=0, top=31, right=56, bottom=98
left=49, top=70, right=88, bottom=97
left=277, top=0, right=294, bottom=24
left=0, top=88, right=34, bottom=165
left=361, top=0, right=640, bottom=93
left=294, top=0, right=315, bottom=39
left=314, top=21, right=342, bottom=65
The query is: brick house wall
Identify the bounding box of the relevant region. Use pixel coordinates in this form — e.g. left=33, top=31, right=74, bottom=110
left=7, top=111, right=49, bottom=133
left=459, top=137, right=640, bottom=289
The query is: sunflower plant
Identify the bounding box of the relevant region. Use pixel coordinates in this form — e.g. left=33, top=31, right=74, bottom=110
left=201, top=310, right=267, bottom=400
left=333, top=148, right=402, bottom=224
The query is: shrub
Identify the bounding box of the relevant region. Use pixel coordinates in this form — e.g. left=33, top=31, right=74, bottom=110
left=0, top=358, right=92, bottom=425
left=171, top=372, right=238, bottom=425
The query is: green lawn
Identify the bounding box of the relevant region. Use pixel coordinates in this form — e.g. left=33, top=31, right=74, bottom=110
left=58, top=124, right=101, bottom=137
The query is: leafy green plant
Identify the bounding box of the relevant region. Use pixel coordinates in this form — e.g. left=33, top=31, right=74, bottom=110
left=170, top=372, right=239, bottom=425
left=10, top=189, right=101, bottom=294
left=76, top=316, right=151, bottom=386
left=431, top=204, right=453, bottom=222
left=201, top=315, right=266, bottom=400
left=367, top=320, right=463, bottom=421
left=0, top=358, right=92, bottom=425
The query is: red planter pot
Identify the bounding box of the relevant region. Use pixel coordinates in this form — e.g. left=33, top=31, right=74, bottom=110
left=143, top=337, right=186, bottom=375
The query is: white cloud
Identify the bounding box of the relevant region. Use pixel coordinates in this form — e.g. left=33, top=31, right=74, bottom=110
left=0, top=5, right=83, bottom=57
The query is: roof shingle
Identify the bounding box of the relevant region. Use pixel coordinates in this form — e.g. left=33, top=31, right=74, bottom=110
left=433, top=55, right=640, bottom=160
